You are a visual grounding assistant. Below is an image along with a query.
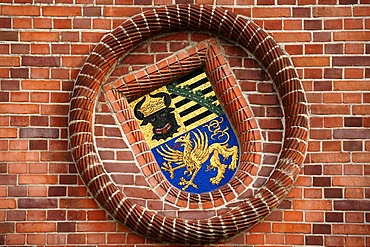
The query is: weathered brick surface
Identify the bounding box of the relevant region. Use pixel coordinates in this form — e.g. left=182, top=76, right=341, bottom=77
left=0, top=1, right=369, bottom=246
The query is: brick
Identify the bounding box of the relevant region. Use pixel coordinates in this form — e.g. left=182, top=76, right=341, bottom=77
left=252, top=7, right=290, bottom=17
left=43, top=6, right=82, bottom=16
left=304, top=165, right=322, bottom=175
left=67, top=234, right=85, bottom=244
left=9, top=140, right=28, bottom=150
left=61, top=32, right=79, bottom=42
left=41, top=105, right=69, bottom=115
left=325, top=44, right=343, bottom=55
left=313, top=177, right=331, bottom=187
left=324, top=68, right=342, bottom=79
left=54, top=19, right=72, bottom=29
left=294, top=200, right=332, bottom=210
left=60, top=198, right=98, bottom=209
left=77, top=222, right=116, bottom=232
left=83, top=6, right=101, bottom=16
left=272, top=32, right=311, bottom=42
left=353, top=105, right=370, bottom=115
left=20, top=32, right=59, bottom=42
left=326, top=212, right=344, bottom=222
left=0, top=128, right=17, bottom=138
left=48, top=186, right=66, bottom=196
left=324, top=188, right=343, bottom=198
left=293, top=56, right=330, bottom=67
left=334, top=129, right=370, bottom=139
left=29, top=140, right=47, bottom=150
left=313, top=32, right=331, bottom=42
left=31, top=44, right=50, bottom=55
left=1, top=6, right=40, bottom=16
left=61, top=56, right=86, bottom=67
left=353, top=152, right=370, bottom=163
left=354, top=6, right=370, bottom=16
left=333, top=224, right=370, bottom=235
left=33, top=18, right=53, bottom=29
left=60, top=175, right=77, bottom=185
left=325, top=236, right=345, bottom=246
left=22, top=56, right=60, bottom=67
left=0, top=175, right=16, bottom=185
left=0, top=223, right=14, bottom=233
left=10, top=68, right=28, bottom=78
left=7, top=210, right=26, bottom=221
left=344, top=117, right=362, bottom=127
left=13, top=18, right=32, bottom=29
left=311, top=105, right=350, bottom=115
left=348, top=187, right=365, bottom=199
left=103, top=6, right=141, bottom=17
left=313, top=6, right=352, bottom=17
left=306, top=44, right=323, bottom=54
left=18, top=198, right=57, bottom=209
left=41, top=151, right=72, bottom=162
left=345, top=68, right=364, bottom=79
left=272, top=223, right=311, bottom=233
left=0, top=31, right=18, bottom=41
left=17, top=223, right=56, bottom=233
left=73, top=18, right=91, bottom=29
left=0, top=18, right=11, bottom=28
left=47, top=210, right=66, bottom=221
left=333, top=56, right=370, bottom=66
left=18, top=175, right=57, bottom=185
left=304, top=19, right=322, bottom=30
left=306, top=236, right=323, bottom=246
left=343, top=141, right=362, bottom=151
left=30, top=116, right=48, bottom=126
left=333, top=176, right=370, bottom=186
left=284, top=211, right=303, bottom=222
left=0, top=92, right=9, bottom=102
left=22, top=80, right=60, bottom=90
left=334, top=31, right=370, bottom=41
left=58, top=222, right=76, bottom=232
left=19, top=128, right=58, bottom=138
left=0, top=56, right=20, bottom=67
left=292, top=7, right=311, bottom=17
left=234, top=69, right=267, bottom=80
left=0, top=151, right=38, bottom=162
left=0, top=199, right=16, bottom=209
left=344, top=19, right=363, bottom=30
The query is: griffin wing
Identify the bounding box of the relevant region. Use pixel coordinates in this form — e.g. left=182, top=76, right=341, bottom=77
left=157, top=144, right=185, bottom=165
left=191, top=129, right=209, bottom=163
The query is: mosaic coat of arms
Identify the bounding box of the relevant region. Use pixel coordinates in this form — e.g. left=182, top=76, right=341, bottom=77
left=69, top=5, right=309, bottom=244
left=130, top=69, right=239, bottom=193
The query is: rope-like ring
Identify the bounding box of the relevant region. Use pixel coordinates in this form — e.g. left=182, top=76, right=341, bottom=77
left=69, top=5, right=308, bottom=243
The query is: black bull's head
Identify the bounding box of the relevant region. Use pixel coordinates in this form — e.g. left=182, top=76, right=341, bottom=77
left=134, top=92, right=180, bottom=141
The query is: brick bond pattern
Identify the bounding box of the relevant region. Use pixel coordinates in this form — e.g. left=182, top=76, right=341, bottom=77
left=0, top=1, right=369, bottom=247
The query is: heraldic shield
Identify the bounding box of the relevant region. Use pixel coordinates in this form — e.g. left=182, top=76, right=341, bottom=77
left=130, top=69, right=240, bottom=194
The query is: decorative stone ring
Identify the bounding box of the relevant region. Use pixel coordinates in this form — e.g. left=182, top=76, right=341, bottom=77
left=69, top=4, right=308, bottom=243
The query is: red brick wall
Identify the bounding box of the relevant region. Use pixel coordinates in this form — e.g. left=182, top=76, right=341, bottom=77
left=1, top=1, right=369, bottom=246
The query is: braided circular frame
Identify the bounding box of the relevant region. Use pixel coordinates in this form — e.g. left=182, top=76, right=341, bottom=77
left=69, top=5, right=308, bottom=243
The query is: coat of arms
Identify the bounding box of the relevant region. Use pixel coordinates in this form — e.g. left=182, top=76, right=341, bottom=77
left=130, top=69, right=240, bottom=193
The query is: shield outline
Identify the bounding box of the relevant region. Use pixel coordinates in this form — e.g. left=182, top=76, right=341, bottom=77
left=69, top=5, right=309, bottom=244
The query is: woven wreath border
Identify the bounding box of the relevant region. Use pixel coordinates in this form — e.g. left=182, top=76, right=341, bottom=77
left=69, top=5, right=308, bottom=243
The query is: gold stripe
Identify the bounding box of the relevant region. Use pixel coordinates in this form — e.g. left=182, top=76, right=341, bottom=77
left=186, top=111, right=218, bottom=130
left=177, top=100, right=197, bottom=113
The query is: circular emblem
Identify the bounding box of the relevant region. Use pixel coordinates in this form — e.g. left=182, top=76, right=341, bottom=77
left=69, top=5, right=308, bottom=243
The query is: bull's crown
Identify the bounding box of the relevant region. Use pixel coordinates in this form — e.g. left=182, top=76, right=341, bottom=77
left=138, top=95, right=167, bottom=117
